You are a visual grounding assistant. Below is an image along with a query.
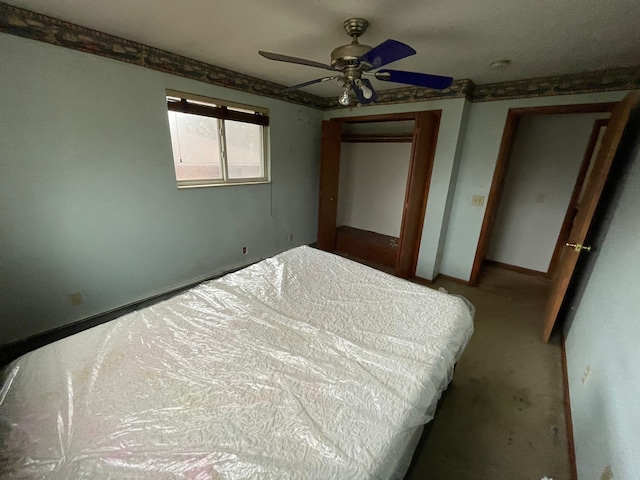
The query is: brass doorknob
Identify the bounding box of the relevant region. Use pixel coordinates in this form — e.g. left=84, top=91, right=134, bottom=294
left=566, top=242, right=592, bottom=252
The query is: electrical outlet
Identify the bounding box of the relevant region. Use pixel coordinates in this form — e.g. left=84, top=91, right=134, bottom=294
left=471, top=195, right=485, bottom=207
left=288, top=233, right=294, bottom=242
left=69, top=292, right=83, bottom=306
left=242, top=246, right=247, bottom=255
left=582, top=364, right=591, bottom=384
left=600, top=464, right=613, bottom=480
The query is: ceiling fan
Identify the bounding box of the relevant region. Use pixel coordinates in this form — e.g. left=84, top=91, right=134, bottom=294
left=259, top=18, right=453, bottom=106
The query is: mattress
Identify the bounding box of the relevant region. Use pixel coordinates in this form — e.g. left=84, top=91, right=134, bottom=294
left=0, top=246, right=474, bottom=479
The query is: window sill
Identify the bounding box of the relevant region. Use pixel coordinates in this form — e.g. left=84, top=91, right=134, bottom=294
left=177, top=179, right=271, bottom=189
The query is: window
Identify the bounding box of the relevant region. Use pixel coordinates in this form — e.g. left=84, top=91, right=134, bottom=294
left=166, top=90, right=269, bottom=187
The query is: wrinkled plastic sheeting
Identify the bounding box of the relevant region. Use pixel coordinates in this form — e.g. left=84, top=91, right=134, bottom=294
left=0, top=246, right=474, bottom=479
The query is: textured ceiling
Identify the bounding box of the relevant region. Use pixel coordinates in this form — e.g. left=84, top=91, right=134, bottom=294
left=5, top=0, right=640, bottom=98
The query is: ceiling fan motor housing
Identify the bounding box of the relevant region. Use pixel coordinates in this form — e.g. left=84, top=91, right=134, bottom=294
left=331, top=18, right=372, bottom=70
left=331, top=42, right=371, bottom=69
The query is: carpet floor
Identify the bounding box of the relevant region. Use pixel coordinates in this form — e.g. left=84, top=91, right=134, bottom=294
left=405, top=266, right=571, bottom=480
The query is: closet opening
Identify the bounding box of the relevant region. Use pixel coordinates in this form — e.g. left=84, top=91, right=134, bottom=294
left=318, top=111, right=441, bottom=279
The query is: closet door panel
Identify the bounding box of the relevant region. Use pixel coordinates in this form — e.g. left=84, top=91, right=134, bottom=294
left=317, top=121, right=342, bottom=250
left=397, top=112, right=437, bottom=278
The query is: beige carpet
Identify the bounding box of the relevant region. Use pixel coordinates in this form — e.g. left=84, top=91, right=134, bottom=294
left=405, top=266, right=571, bottom=480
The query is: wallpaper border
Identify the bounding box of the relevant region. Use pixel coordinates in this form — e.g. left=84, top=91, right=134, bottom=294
left=1, top=3, right=639, bottom=111
left=0, top=2, right=328, bottom=109
left=471, top=67, right=640, bottom=103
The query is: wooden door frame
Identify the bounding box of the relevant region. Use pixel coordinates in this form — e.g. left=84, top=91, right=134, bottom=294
left=320, top=110, right=441, bottom=279
left=469, top=102, right=617, bottom=286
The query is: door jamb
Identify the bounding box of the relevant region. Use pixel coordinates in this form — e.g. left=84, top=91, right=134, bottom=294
left=469, top=102, right=616, bottom=286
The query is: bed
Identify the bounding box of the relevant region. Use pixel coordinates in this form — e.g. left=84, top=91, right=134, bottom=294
left=0, top=246, right=474, bottom=479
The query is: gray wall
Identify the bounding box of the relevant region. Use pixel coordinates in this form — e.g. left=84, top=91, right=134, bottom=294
left=564, top=109, right=640, bottom=479
left=487, top=113, right=606, bottom=272
left=0, top=33, right=322, bottom=345
left=337, top=142, right=411, bottom=237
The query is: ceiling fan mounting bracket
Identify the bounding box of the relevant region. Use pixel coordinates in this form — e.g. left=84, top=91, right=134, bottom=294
left=343, top=18, right=369, bottom=39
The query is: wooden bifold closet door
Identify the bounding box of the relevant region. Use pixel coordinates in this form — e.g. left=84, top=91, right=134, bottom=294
left=396, top=112, right=435, bottom=277
left=317, top=121, right=342, bottom=251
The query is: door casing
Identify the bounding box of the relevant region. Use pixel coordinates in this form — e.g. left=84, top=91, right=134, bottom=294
left=469, top=102, right=617, bottom=287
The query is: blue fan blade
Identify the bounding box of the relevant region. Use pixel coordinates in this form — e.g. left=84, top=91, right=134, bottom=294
left=359, top=39, right=416, bottom=69
left=352, top=78, right=378, bottom=104
left=375, top=69, right=453, bottom=89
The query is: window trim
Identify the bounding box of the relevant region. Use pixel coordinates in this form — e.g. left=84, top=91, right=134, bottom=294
left=166, top=89, right=270, bottom=188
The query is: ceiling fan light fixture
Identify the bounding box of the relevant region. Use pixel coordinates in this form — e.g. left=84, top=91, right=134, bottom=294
left=354, top=79, right=373, bottom=99
left=338, top=89, right=351, bottom=106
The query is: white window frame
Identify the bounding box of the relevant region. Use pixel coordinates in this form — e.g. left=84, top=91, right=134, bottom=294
left=166, top=89, right=270, bottom=188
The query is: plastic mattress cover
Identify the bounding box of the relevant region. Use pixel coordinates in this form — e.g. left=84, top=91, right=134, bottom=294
left=0, top=246, right=474, bottom=479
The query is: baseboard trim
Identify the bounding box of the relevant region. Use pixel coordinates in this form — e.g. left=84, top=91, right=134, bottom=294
left=411, top=275, right=439, bottom=286
left=439, top=273, right=473, bottom=286
left=484, top=259, right=549, bottom=278
left=0, top=259, right=259, bottom=367
left=412, top=274, right=474, bottom=286
left=561, top=333, right=578, bottom=480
